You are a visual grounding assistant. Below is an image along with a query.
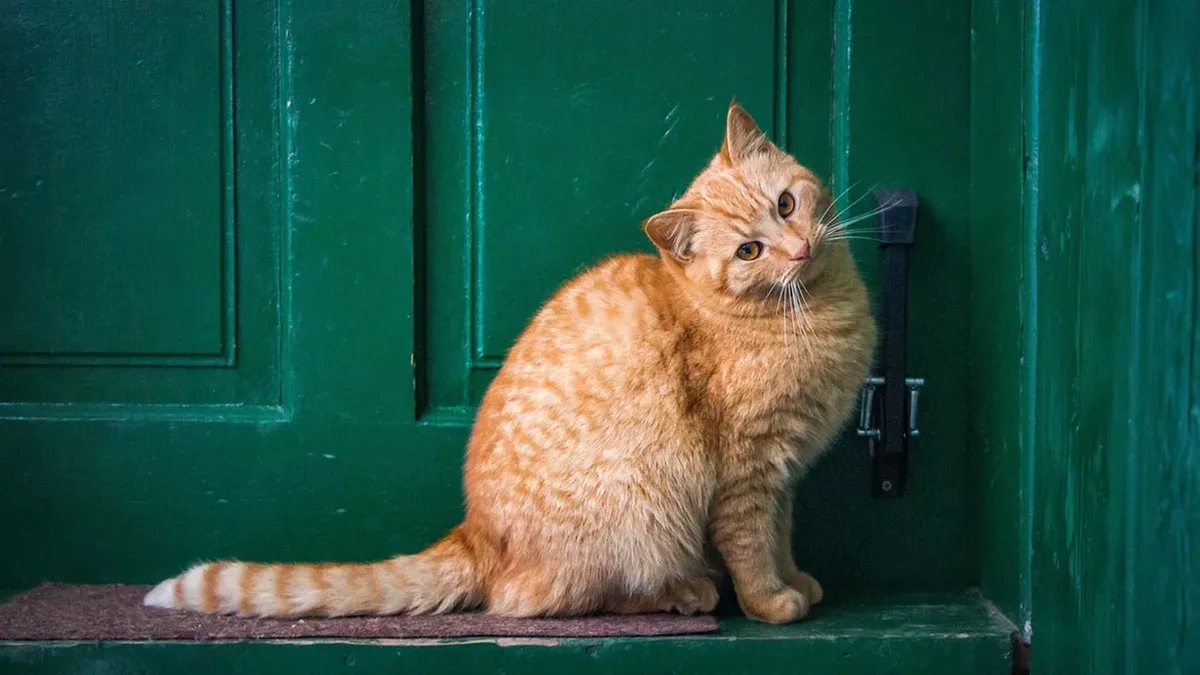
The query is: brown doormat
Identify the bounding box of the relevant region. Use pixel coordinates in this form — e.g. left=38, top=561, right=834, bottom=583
left=0, top=584, right=719, bottom=641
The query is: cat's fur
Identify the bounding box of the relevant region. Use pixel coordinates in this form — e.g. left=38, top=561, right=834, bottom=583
left=145, top=103, right=877, bottom=624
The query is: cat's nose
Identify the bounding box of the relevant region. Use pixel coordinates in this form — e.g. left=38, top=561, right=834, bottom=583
left=786, top=238, right=811, bottom=261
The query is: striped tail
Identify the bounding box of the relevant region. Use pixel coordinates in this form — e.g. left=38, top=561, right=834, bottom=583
left=143, top=526, right=481, bottom=618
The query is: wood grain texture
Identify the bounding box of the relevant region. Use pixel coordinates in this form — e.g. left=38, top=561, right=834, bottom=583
left=1032, top=0, right=1143, bottom=669
left=1030, top=0, right=1200, bottom=672
left=1126, top=0, right=1199, bottom=671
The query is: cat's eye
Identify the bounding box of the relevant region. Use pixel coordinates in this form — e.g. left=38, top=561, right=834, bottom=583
left=736, top=241, right=763, bottom=261
left=777, top=190, right=796, bottom=218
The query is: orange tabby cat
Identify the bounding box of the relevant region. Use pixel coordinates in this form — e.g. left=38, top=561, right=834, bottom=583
left=145, top=102, right=877, bottom=624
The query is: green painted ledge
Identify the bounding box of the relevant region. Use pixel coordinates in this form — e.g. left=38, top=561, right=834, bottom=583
left=0, top=591, right=1015, bottom=674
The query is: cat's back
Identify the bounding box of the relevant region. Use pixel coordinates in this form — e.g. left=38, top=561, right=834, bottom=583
left=505, top=253, right=680, bottom=368
left=467, top=252, right=695, bottom=462
left=464, top=251, right=705, bottom=529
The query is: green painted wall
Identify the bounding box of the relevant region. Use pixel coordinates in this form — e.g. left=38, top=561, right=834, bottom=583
left=970, top=0, right=1200, bottom=672
left=1027, top=0, right=1199, bottom=672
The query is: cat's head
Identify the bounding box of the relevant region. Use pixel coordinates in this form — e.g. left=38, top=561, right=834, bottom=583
left=643, top=102, right=841, bottom=305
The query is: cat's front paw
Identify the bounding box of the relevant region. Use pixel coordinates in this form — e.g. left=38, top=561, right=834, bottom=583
left=784, top=569, right=823, bottom=605
left=740, top=587, right=810, bottom=624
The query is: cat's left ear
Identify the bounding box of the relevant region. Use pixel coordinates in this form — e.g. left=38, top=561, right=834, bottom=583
left=721, top=102, right=777, bottom=165
left=644, top=209, right=699, bottom=263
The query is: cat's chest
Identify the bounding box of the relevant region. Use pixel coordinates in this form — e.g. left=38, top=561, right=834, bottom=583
left=716, top=342, right=842, bottom=408
left=706, top=315, right=874, bottom=443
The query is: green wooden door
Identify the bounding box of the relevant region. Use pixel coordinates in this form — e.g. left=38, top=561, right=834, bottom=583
left=2, top=0, right=974, bottom=603
left=1, top=0, right=432, bottom=584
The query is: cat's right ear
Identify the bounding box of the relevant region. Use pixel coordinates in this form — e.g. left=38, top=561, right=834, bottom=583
left=721, top=102, right=774, bottom=165
left=643, top=209, right=698, bottom=263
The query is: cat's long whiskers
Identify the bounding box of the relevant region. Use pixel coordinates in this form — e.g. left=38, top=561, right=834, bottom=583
left=788, top=284, right=800, bottom=346
left=832, top=195, right=901, bottom=228
left=779, top=274, right=800, bottom=355
left=817, top=186, right=879, bottom=243
left=822, top=225, right=886, bottom=242
left=819, top=180, right=860, bottom=227
left=826, top=216, right=896, bottom=235
left=787, top=282, right=806, bottom=360
left=820, top=204, right=901, bottom=250
left=833, top=199, right=900, bottom=231
left=821, top=184, right=894, bottom=229
left=774, top=272, right=792, bottom=347
left=775, top=272, right=794, bottom=348
left=825, top=215, right=889, bottom=234
left=772, top=273, right=786, bottom=311
left=823, top=184, right=879, bottom=232
left=783, top=283, right=794, bottom=340
left=795, top=280, right=815, bottom=358
left=798, top=279, right=814, bottom=319
left=824, top=234, right=888, bottom=244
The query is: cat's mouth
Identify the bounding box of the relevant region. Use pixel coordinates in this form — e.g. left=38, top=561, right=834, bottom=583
left=759, top=257, right=826, bottom=303
left=746, top=270, right=812, bottom=304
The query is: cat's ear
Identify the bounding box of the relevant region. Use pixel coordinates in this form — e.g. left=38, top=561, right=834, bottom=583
left=721, top=101, right=775, bottom=165
left=644, top=209, right=699, bottom=263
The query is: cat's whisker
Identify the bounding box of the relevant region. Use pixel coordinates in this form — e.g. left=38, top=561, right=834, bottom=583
left=782, top=283, right=794, bottom=339
left=795, top=280, right=816, bottom=358
left=828, top=184, right=879, bottom=227
left=774, top=272, right=792, bottom=347
left=835, top=200, right=900, bottom=230
left=821, top=224, right=885, bottom=241
left=824, top=228, right=892, bottom=240
left=786, top=287, right=795, bottom=347
left=820, top=187, right=897, bottom=240
left=825, top=203, right=899, bottom=237
left=774, top=274, right=793, bottom=345
left=824, top=214, right=890, bottom=232
left=824, top=234, right=887, bottom=243
left=798, top=290, right=812, bottom=359
left=779, top=279, right=801, bottom=358
left=819, top=180, right=860, bottom=226
left=817, top=186, right=877, bottom=241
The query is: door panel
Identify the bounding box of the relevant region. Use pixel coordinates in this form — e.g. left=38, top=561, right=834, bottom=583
left=1, top=0, right=226, bottom=357
left=473, top=1, right=778, bottom=360
left=0, top=0, right=283, bottom=409
left=421, top=1, right=796, bottom=411
left=418, top=0, right=975, bottom=593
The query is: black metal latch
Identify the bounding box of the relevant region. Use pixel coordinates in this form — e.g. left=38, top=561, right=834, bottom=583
left=856, top=188, right=923, bottom=499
